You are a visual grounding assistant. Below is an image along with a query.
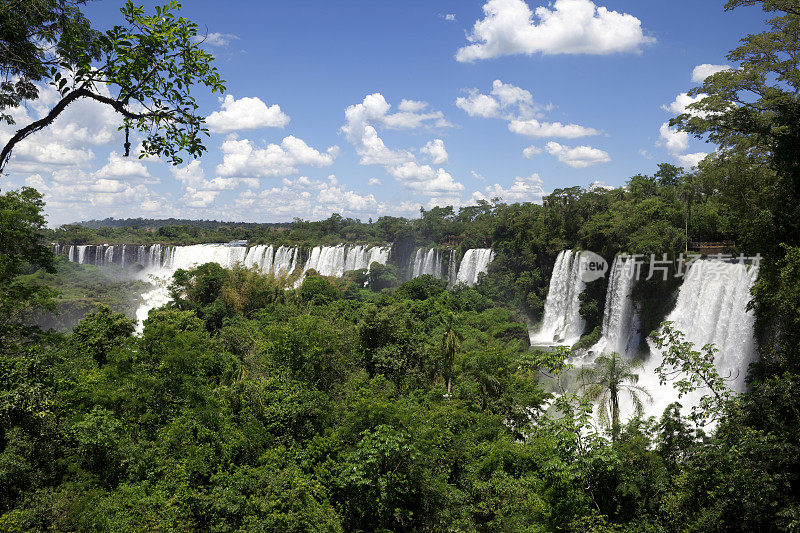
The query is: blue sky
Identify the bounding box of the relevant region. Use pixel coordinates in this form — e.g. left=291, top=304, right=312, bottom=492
left=0, top=0, right=767, bottom=225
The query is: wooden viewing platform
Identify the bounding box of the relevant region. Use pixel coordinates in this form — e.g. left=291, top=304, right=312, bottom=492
left=688, top=241, right=736, bottom=255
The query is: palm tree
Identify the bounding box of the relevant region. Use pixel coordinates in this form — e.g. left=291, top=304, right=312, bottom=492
left=440, top=313, right=462, bottom=396
left=578, top=352, right=651, bottom=440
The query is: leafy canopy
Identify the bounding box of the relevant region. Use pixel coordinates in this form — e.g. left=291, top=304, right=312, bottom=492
left=0, top=1, right=226, bottom=173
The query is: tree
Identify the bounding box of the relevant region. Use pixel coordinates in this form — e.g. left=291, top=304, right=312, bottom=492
left=673, top=0, right=800, bottom=254
left=72, top=305, right=135, bottom=365
left=650, top=323, right=734, bottom=426
left=0, top=187, right=56, bottom=348
left=0, top=0, right=101, bottom=124
left=578, top=353, right=651, bottom=440
left=0, top=1, right=226, bottom=174
left=440, top=313, right=461, bottom=396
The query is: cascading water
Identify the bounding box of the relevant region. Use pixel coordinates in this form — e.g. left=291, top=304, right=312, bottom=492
left=455, top=248, right=494, bottom=287
left=531, top=250, right=586, bottom=346
left=77, top=245, right=88, bottom=264
left=589, top=255, right=641, bottom=358
left=57, top=242, right=390, bottom=329
left=301, top=244, right=391, bottom=279
left=447, top=250, right=457, bottom=286
left=597, top=258, right=760, bottom=424
left=409, top=248, right=443, bottom=279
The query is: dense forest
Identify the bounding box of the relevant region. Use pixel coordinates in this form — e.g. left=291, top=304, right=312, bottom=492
left=3, top=0, right=800, bottom=531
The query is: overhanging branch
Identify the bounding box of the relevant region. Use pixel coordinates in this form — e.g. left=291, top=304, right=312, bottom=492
left=0, top=87, right=171, bottom=173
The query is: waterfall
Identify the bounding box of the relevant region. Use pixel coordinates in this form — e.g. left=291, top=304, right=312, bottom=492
left=302, top=244, right=391, bottom=278
left=447, top=250, right=457, bottom=286
left=104, top=245, right=114, bottom=266
left=590, top=255, right=641, bottom=357
left=455, top=248, right=494, bottom=287
left=410, top=248, right=443, bottom=279
left=609, top=259, right=759, bottom=424
left=273, top=246, right=298, bottom=276
left=68, top=245, right=75, bottom=262
left=531, top=250, right=586, bottom=346
left=77, top=245, right=88, bottom=264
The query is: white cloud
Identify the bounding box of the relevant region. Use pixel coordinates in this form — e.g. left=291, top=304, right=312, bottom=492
left=368, top=178, right=382, bottom=186
left=445, top=13, right=456, bottom=21
left=96, top=151, right=154, bottom=181
left=676, top=152, right=708, bottom=168
left=420, top=139, right=449, bottom=164
left=341, top=93, right=463, bottom=197
left=544, top=141, right=611, bottom=168
left=473, top=174, right=545, bottom=203
left=657, top=122, right=707, bottom=168
left=193, top=32, right=239, bottom=47
left=662, top=92, right=707, bottom=116
left=456, top=0, right=654, bottom=62
left=588, top=180, right=614, bottom=190
left=471, top=170, right=486, bottom=181
left=216, top=135, right=338, bottom=178
left=456, top=79, right=537, bottom=120
left=692, top=63, right=732, bottom=83
left=658, top=122, right=689, bottom=154
left=522, top=145, right=543, bottom=158
left=509, top=119, right=600, bottom=138
left=0, top=82, right=121, bottom=172
left=233, top=175, right=393, bottom=219
left=24, top=174, right=48, bottom=190
left=206, top=95, right=290, bottom=133
left=457, top=80, right=598, bottom=139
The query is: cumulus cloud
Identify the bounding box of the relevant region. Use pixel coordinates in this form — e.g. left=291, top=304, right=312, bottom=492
left=544, top=141, right=611, bottom=168
left=662, top=92, right=707, bottom=116
left=473, top=174, right=546, bottom=203
left=657, top=122, right=707, bottom=168
left=510, top=119, right=600, bottom=138
left=341, top=93, right=463, bottom=197
left=420, top=139, right=449, bottom=164
left=96, top=151, right=155, bottom=181
left=456, top=0, right=654, bottom=62
left=234, top=175, right=401, bottom=220
left=522, top=145, right=543, bottom=158
left=445, top=13, right=456, bottom=21
left=456, top=79, right=538, bottom=120
left=0, top=82, right=121, bottom=172
left=206, top=95, right=290, bottom=133
left=368, top=178, right=382, bottom=186
left=216, top=135, right=338, bottom=178
left=457, top=80, right=599, bottom=139
left=691, top=63, right=732, bottom=83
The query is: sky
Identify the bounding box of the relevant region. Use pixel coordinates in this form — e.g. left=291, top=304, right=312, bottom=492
left=0, top=0, right=767, bottom=226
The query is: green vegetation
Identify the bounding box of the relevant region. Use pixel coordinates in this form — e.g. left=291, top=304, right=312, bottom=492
left=19, top=257, right=149, bottom=332
left=2, top=0, right=800, bottom=531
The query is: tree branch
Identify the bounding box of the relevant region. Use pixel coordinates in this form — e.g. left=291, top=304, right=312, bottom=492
left=0, top=87, right=171, bottom=173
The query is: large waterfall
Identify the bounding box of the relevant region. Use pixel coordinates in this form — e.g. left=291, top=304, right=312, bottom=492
left=612, top=258, right=758, bottom=423
left=56, top=242, right=391, bottom=329
left=643, top=259, right=758, bottom=393
left=455, top=248, right=494, bottom=287
left=531, top=250, right=586, bottom=346
left=302, top=244, right=391, bottom=278
left=410, top=248, right=443, bottom=279
left=590, top=255, right=640, bottom=357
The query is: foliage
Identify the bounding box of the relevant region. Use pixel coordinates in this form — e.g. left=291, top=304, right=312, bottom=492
left=578, top=353, right=651, bottom=440
left=650, top=322, right=734, bottom=426
left=0, top=188, right=55, bottom=349
left=1, top=1, right=226, bottom=172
